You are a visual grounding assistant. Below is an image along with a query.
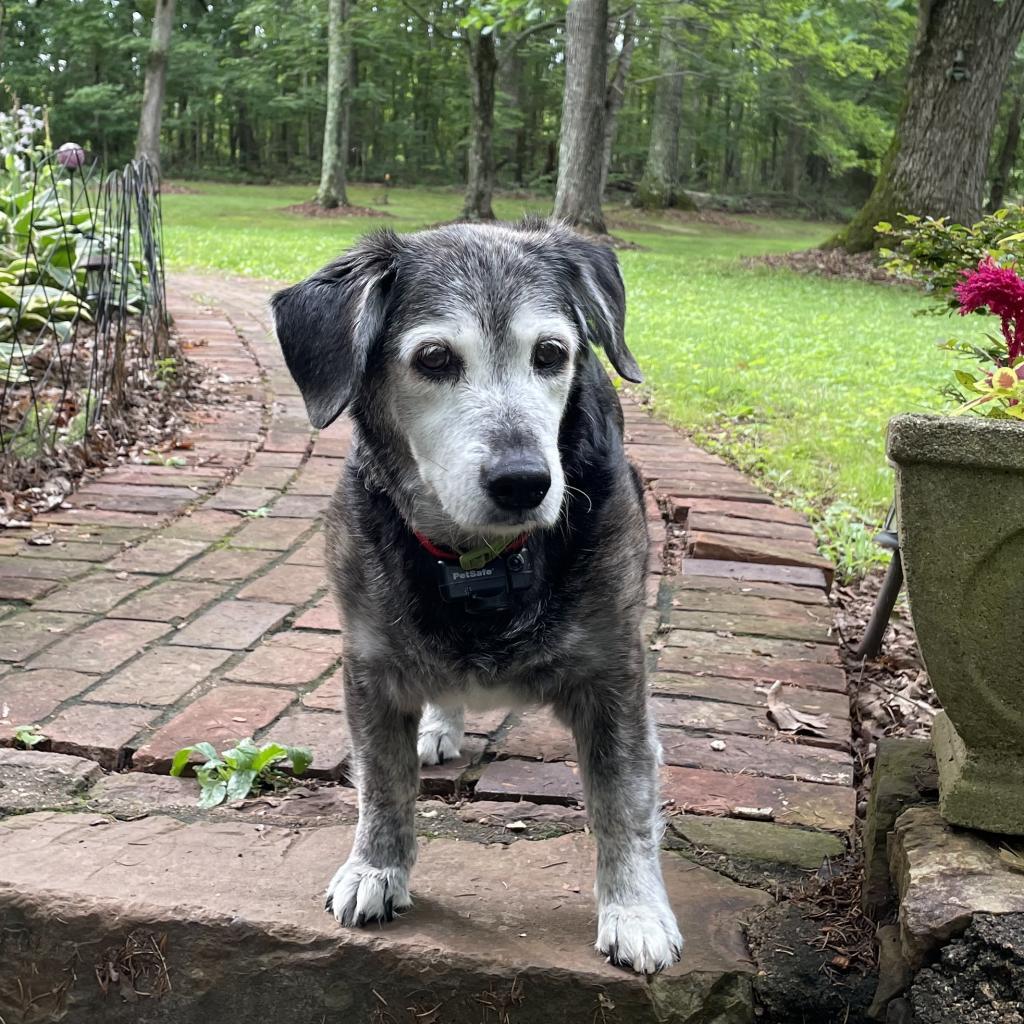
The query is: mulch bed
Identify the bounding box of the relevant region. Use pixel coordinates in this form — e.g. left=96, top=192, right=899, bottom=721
left=742, top=247, right=916, bottom=286
left=833, top=568, right=935, bottom=802
left=280, top=201, right=392, bottom=219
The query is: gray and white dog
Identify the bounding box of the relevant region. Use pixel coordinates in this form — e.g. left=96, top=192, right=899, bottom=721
left=271, top=218, right=683, bottom=975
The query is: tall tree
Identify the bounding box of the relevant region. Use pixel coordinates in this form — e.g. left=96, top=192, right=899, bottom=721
left=637, top=10, right=690, bottom=208
left=317, top=0, right=352, bottom=208
left=988, top=93, right=1023, bottom=212
left=553, top=0, right=609, bottom=233
left=836, top=0, right=1024, bottom=252
left=600, top=5, right=638, bottom=197
left=135, top=0, right=176, bottom=172
left=462, top=28, right=498, bottom=219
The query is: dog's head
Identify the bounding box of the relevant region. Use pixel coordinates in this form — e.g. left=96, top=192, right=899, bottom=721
left=271, top=219, right=641, bottom=543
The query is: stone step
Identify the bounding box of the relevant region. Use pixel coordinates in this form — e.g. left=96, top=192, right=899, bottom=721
left=0, top=810, right=769, bottom=1024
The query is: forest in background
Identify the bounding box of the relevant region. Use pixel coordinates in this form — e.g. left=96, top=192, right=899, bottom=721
left=0, top=0, right=991, bottom=215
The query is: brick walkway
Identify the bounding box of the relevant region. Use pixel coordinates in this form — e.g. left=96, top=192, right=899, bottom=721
left=0, top=274, right=855, bottom=836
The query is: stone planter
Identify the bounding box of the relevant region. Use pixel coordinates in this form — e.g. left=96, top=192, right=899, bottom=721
left=887, top=414, right=1024, bottom=835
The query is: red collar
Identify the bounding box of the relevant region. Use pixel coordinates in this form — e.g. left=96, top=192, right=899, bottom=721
left=413, top=531, right=528, bottom=563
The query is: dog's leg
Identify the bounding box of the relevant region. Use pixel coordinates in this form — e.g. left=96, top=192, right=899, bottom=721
left=566, top=693, right=683, bottom=975
left=326, top=664, right=419, bottom=927
left=417, top=703, right=464, bottom=766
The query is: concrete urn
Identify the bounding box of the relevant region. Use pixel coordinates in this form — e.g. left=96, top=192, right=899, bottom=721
left=887, top=414, right=1024, bottom=834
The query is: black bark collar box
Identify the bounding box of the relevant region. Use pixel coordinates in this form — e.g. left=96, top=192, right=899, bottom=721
left=435, top=548, right=534, bottom=613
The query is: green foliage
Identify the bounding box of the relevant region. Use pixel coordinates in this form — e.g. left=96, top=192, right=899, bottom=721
left=170, top=737, right=313, bottom=809
left=13, top=725, right=46, bottom=749
left=879, top=207, right=1024, bottom=301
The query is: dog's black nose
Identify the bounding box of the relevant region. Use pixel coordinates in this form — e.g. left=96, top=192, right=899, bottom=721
left=483, top=457, right=551, bottom=512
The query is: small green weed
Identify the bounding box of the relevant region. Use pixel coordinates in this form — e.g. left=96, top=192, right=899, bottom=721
left=238, top=506, right=269, bottom=518
left=170, top=737, right=312, bottom=809
left=13, top=724, right=45, bottom=748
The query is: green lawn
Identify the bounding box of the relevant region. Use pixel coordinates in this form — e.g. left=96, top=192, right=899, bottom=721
left=162, top=181, right=980, bottom=576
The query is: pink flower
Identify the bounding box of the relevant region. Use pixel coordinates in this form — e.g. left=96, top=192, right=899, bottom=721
left=955, top=257, right=1024, bottom=361
left=55, top=142, right=86, bottom=170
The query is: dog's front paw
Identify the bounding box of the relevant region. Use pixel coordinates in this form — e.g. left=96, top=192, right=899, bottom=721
left=596, top=901, right=683, bottom=975
left=417, top=704, right=463, bottom=766
left=325, top=860, right=412, bottom=926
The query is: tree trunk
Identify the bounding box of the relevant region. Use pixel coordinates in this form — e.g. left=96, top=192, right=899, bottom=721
left=461, top=29, right=497, bottom=221
left=553, top=0, right=609, bottom=233
left=637, top=14, right=692, bottom=209
left=600, top=6, right=637, bottom=197
left=836, top=0, right=1024, bottom=253
left=317, top=0, right=351, bottom=208
left=988, top=94, right=1023, bottom=212
left=135, top=0, right=176, bottom=173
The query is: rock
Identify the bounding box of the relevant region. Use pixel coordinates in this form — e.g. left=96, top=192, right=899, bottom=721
left=672, top=813, right=845, bottom=870
left=868, top=924, right=912, bottom=1019
left=911, top=914, right=1024, bottom=1024
left=0, top=812, right=770, bottom=1024
left=457, top=799, right=588, bottom=828
left=0, top=748, right=101, bottom=813
left=862, top=737, right=937, bottom=919
left=889, top=805, right=1024, bottom=967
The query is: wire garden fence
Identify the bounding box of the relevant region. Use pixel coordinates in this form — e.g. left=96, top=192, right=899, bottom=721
left=0, top=147, right=170, bottom=514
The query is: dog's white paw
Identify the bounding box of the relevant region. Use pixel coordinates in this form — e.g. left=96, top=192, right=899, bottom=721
left=417, top=705, right=463, bottom=766
left=325, top=860, right=412, bottom=927
left=596, top=901, right=684, bottom=975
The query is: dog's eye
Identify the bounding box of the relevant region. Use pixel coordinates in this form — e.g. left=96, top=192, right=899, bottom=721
left=414, top=343, right=453, bottom=375
left=533, top=339, right=567, bottom=371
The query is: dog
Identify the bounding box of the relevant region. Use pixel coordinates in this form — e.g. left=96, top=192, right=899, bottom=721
left=271, top=218, right=683, bottom=975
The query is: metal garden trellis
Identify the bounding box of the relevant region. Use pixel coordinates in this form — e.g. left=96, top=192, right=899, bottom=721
left=0, top=150, right=170, bottom=502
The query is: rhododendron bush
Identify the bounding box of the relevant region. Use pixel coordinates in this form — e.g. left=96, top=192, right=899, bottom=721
left=880, top=207, right=1024, bottom=420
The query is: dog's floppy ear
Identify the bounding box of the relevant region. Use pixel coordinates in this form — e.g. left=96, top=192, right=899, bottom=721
left=271, top=231, right=400, bottom=429
left=565, top=236, right=643, bottom=384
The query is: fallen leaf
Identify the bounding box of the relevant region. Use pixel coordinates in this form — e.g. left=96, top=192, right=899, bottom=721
left=766, top=681, right=830, bottom=736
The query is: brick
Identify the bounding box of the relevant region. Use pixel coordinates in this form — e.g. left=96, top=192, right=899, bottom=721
left=74, top=483, right=199, bottom=514
left=687, top=511, right=815, bottom=544
left=225, top=640, right=338, bottom=686
left=259, top=709, right=348, bottom=779
left=302, top=672, right=345, bottom=711
left=0, top=557, right=92, bottom=581
left=0, top=611, right=89, bottom=662
left=285, top=535, right=325, bottom=566
left=161, top=511, right=239, bottom=542
left=237, top=563, right=325, bottom=604
left=420, top=736, right=486, bottom=796
left=676, top=498, right=811, bottom=527
left=100, top=465, right=225, bottom=488
left=20, top=541, right=123, bottom=562
left=661, top=765, right=856, bottom=832
left=668, top=589, right=833, bottom=621
left=44, top=704, right=157, bottom=770
left=133, top=683, right=295, bottom=770
left=667, top=609, right=835, bottom=645
left=35, top=574, right=153, bottom=614
left=652, top=697, right=849, bottom=752
left=293, top=597, right=341, bottom=631
left=474, top=758, right=584, bottom=805
left=30, top=619, right=171, bottom=673
left=269, top=495, right=329, bottom=519
left=687, top=533, right=834, bottom=587
left=170, top=600, right=291, bottom=650
left=176, top=547, right=276, bottom=582
left=104, top=537, right=209, bottom=575
left=681, top=558, right=828, bottom=590
left=34, top=524, right=148, bottom=546
left=231, top=517, right=312, bottom=551
left=464, top=708, right=511, bottom=736
left=110, top=580, right=225, bottom=623
left=263, top=430, right=311, bottom=453
left=648, top=674, right=850, bottom=719
left=249, top=451, right=304, bottom=468
left=231, top=466, right=296, bottom=490
left=493, top=708, right=575, bottom=761
left=42, top=507, right=163, bottom=529
left=667, top=574, right=828, bottom=606
left=655, top=648, right=848, bottom=693
left=657, top=478, right=770, bottom=505
left=0, top=669, right=98, bottom=725
left=85, top=647, right=231, bottom=705
left=289, top=458, right=344, bottom=496
left=0, top=577, right=59, bottom=603
left=264, top=630, right=341, bottom=654
left=662, top=628, right=838, bottom=664
left=657, top=730, right=854, bottom=787
left=205, top=486, right=279, bottom=513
